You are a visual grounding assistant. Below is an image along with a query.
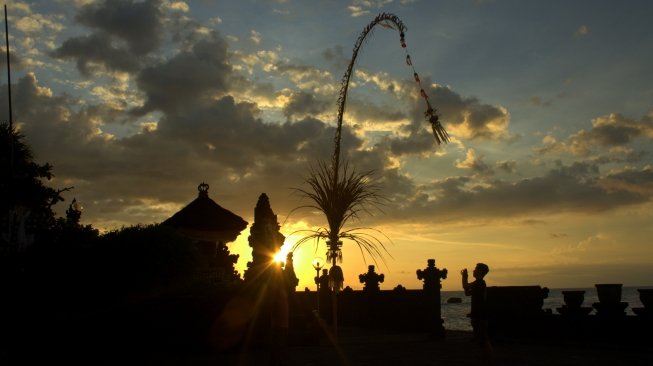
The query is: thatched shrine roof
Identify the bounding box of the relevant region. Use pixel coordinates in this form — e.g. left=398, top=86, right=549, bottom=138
left=162, top=183, right=247, bottom=243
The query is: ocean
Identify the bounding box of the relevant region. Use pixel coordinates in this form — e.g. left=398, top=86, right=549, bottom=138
left=441, top=286, right=652, bottom=331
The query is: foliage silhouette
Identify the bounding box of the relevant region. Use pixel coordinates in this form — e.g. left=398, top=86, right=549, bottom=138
left=292, top=160, right=389, bottom=265
left=1, top=124, right=71, bottom=251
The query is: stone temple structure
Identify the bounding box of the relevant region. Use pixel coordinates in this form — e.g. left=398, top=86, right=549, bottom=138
left=243, top=193, right=285, bottom=282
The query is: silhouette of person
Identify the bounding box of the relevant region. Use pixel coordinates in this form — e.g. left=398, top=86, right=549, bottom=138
left=461, top=263, right=490, bottom=345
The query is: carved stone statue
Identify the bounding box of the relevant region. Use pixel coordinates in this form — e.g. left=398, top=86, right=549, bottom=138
left=359, top=265, right=385, bottom=291
left=416, top=258, right=448, bottom=291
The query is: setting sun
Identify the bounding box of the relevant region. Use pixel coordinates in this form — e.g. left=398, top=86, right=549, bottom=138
left=273, top=247, right=289, bottom=264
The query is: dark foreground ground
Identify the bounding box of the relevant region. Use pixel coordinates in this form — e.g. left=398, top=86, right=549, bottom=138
left=69, top=327, right=650, bottom=366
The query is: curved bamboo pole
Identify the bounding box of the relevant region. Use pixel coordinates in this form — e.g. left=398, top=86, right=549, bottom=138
left=330, top=12, right=448, bottom=196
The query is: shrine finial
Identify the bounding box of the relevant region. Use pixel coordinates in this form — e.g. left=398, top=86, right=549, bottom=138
left=198, top=182, right=210, bottom=197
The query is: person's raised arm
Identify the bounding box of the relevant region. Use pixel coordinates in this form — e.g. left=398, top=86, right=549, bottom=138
left=461, top=268, right=471, bottom=296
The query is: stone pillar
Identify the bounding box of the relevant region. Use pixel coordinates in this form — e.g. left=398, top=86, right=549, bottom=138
left=416, top=259, right=448, bottom=338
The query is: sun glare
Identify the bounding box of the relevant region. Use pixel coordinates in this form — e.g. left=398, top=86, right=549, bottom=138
left=273, top=245, right=290, bottom=264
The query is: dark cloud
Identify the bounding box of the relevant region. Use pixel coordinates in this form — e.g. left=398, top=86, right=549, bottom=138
left=455, top=149, right=493, bottom=175
left=283, top=91, right=330, bottom=120
left=133, top=33, right=232, bottom=115
left=75, top=0, right=162, bottom=55
left=50, top=0, right=163, bottom=76
left=573, top=113, right=653, bottom=147
left=538, top=112, right=653, bottom=156
left=434, top=86, right=511, bottom=140
left=346, top=98, right=406, bottom=125
left=379, top=161, right=651, bottom=225
left=322, top=45, right=348, bottom=70
left=600, top=167, right=653, bottom=196
left=388, top=130, right=439, bottom=156
left=0, top=49, right=22, bottom=72
left=51, top=33, right=143, bottom=75
left=496, top=160, right=517, bottom=174
left=379, top=77, right=517, bottom=157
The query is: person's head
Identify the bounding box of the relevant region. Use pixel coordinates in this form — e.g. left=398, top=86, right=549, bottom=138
left=473, top=263, right=489, bottom=279
left=322, top=269, right=328, bottom=275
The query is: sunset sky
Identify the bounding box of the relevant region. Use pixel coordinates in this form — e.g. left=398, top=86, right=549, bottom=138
left=3, top=0, right=652, bottom=291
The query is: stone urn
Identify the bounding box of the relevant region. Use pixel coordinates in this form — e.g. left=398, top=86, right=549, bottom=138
left=595, top=284, right=622, bottom=304
left=558, top=290, right=592, bottom=316
left=633, top=288, right=653, bottom=316
left=638, top=289, right=653, bottom=308
left=593, top=284, right=628, bottom=316
left=562, top=290, right=585, bottom=308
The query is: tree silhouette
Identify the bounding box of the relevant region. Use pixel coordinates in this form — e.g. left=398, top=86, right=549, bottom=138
left=1, top=124, right=71, bottom=252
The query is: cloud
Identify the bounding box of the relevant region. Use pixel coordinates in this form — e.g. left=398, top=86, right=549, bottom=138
left=381, top=161, right=653, bottom=225
left=322, top=45, right=346, bottom=66
left=355, top=69, right=405, bottom=96
left=455, top=148, right=492, bottom=174
left=75, top=0, right=163, bottom=55
left=51, top=33, right=144, bottom=76
left=551, top=233, right=602, bottom=255
left=249, top=30, right=262, bottom=45
left=537, top=112, right=653, bottom=156
left=575, top=25, right=589, bottom=37
left=282, top=91, right=330, bottom=120
left=0, top=47, right=23, bottom=71
left=132, top=32, right=232, bottom=115
left=167, top=1, right=190, bottom=12
left=378, top=79, right=516, bottom=157
left=14, top=14, right=65, bottom=33
left=275, top=62, right=334, bottom=92
left=397, top=78, right=516, bottom=143
left=495, top=160, right=516, bottom=174
left=599, top=166, right=653, bottom=197
left=347, top=0, right=393, bottom=17
left=50, top=0, right=164, bottom=76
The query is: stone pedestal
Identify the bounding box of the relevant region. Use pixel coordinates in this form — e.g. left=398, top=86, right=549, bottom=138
left=416, top=259, right=447, bottom=339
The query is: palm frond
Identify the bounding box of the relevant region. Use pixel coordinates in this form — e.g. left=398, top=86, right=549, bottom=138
left=293, top=159, right=391, bottom=263
left=340, top=227, right=394, bottom=267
